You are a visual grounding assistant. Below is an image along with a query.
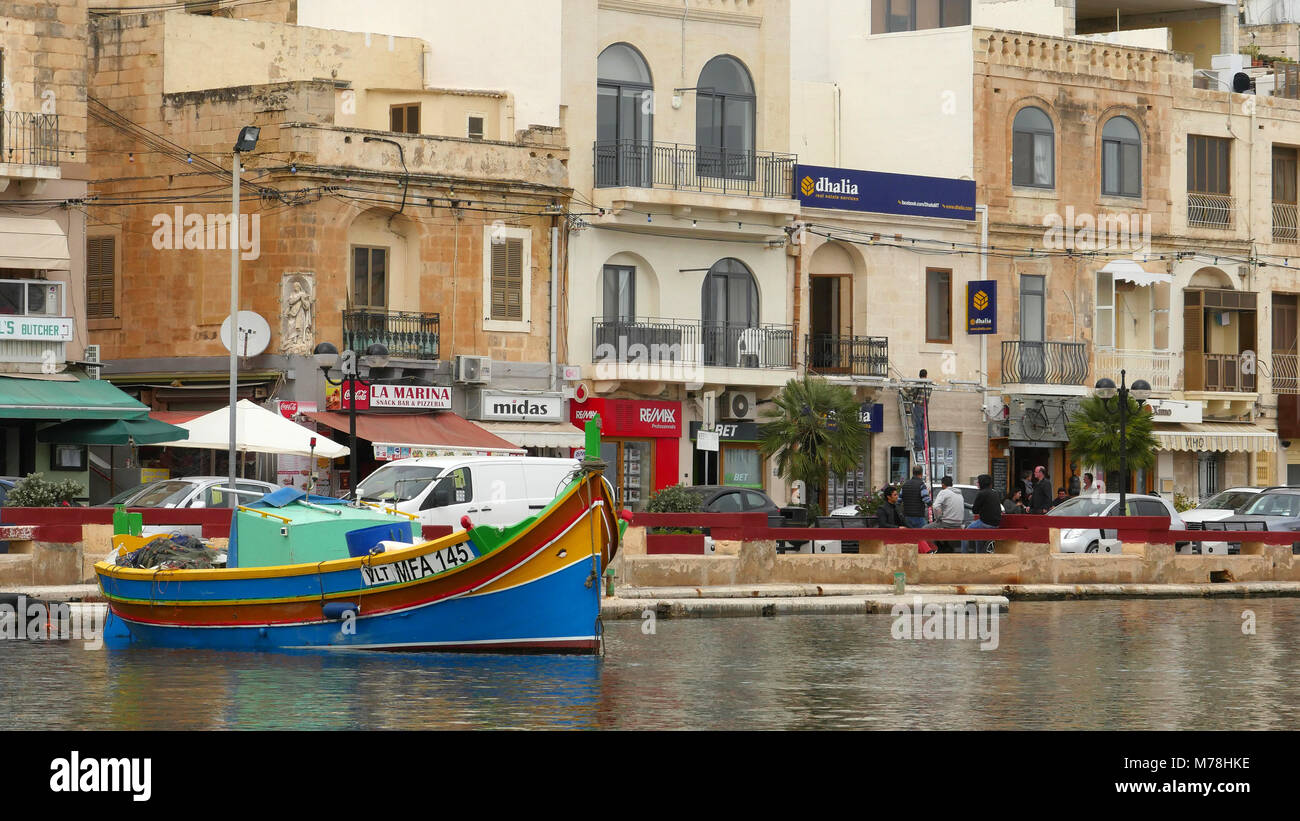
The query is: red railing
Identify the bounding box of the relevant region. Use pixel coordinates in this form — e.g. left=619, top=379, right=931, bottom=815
left=1, top=507, right=235, bottom=542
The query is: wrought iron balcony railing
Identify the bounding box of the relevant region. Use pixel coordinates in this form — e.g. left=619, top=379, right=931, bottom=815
left=1001, top=340, right=1089, bottom=386
left=1094, top=349, right=1173, bottom=394
left=592, top=317, right=794, bottom=369
left=343, top=309, right=440, bottom=361
left=0, top=111, right=59, bottom=167
left=1274, top=201, right=1298, bottom=243
left=1187, top=192, right=1235, bottom=229
left=805, top=334, right=889, bottom=377
left=1272, top=352, right=1300, bottom=395
left=593, top=140, right=796, bottom=199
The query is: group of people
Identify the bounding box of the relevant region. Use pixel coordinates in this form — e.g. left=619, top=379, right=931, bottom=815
left=872, top=462, right=1108, bottom=553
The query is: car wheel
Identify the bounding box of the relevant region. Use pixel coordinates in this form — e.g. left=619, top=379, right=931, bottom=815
left=1085, top=541, right=1099, bottom=554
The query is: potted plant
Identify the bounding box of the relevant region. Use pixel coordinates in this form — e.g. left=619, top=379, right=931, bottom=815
left=643, top=483, right=706, bottom=555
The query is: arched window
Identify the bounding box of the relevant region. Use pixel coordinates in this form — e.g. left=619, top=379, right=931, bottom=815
left=696, top=56, right=756, bottom=180
left=596, top=44, right=653, bottom=186
left=702, top=258, right=759, bottom=366
left=1101, top=116, right=1141, bottom=197
left=1012, top=106, right=1054, bottom=189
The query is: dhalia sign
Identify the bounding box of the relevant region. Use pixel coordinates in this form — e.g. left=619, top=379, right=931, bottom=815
left=795, top=163, right=976, bottom=221
left=369, top=384, right=452, bottom=410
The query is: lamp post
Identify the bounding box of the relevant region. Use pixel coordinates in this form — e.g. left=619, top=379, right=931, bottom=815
left=1093, top=369, right=1151, bottom=515
left=313, top=341, right=389, bottom=499
left=226, top=125, right=260, bottom=507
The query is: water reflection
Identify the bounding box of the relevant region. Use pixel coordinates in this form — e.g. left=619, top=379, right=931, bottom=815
left=2, top=599, right=1298, bottom=730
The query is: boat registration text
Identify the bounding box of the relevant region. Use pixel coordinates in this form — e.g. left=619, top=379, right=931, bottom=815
left=360, top=544, right=474, bottom=587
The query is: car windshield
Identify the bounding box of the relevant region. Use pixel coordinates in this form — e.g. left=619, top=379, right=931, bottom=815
left=1048, top=497, right=1113, bottom=516
left=355, top=465, right=444, bottom=502
left=129, top=480, right=195, bottom=507
left=1197, top=490, right=1257, bottom=511
left=102, top=484, right=150, bottom=506
left=1240, top=493, right=1300, bottom=517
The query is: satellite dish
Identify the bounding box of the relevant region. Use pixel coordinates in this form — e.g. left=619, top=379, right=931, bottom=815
left=221, top=311, right=271, bottom=357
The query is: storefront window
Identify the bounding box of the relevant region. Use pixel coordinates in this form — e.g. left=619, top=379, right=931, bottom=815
left=722, top=445, right=760, bottom=489
left=928, top=432, right=958, bottom=481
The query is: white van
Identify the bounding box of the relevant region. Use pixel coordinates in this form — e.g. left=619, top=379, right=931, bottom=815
left=353, top=456, right=583, bottom=531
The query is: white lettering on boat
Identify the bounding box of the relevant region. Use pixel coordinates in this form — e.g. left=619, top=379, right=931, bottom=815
left=360, top=543, right=473, bottom=587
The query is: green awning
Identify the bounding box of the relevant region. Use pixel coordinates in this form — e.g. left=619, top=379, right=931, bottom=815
left=0, top=374, right=149, bottom=420
left=37, top=415, right=189, bottom=445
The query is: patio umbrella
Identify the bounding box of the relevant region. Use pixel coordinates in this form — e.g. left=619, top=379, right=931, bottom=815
left=149, top=400, right=348, bottom=458
left=37, top=415, right=191, bottom=445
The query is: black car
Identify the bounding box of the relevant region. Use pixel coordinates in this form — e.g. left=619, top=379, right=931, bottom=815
left=1214, top=488, right=1300, bottom=553
left=681, top=485, right=780, bottom=515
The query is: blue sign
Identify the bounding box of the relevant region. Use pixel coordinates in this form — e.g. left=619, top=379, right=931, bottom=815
left=795, top=164, right=976, bottom=221
left=967, top=279, right=997, bottom=335
left=859, top=402, right=884, bottom=433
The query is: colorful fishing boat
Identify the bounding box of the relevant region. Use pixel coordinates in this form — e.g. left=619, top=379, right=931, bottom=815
left=96, top=424, right=622, bottom=654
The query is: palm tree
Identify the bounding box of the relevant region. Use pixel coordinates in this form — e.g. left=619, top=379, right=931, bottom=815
left=758, top=376, right=867, bottom=514
left=1065, top=394, right=1157, bottom=488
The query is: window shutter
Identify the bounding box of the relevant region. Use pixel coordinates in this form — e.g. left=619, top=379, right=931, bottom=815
left=490, top=238, right=524, bottom=321
left=86, top=236, right=115, bottom=319
left=1183, top=292, right=1204, bottom=391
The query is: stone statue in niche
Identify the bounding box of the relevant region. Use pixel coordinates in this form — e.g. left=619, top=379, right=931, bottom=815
left=280, top=272, right=316, bottom=355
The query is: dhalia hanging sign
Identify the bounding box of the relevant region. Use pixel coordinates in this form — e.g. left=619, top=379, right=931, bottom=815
left=369, top=384, right=452, bottom=410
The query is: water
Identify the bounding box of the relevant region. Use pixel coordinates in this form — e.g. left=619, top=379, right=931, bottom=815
left=2, top=599, right=1298, bottom=730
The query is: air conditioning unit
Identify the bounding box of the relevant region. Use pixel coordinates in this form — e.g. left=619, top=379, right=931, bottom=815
left=454, top=354, right=492, bottom=384
left=84, top=344, right=101, bottom=380
left=720, top=390, right=756, bottom=420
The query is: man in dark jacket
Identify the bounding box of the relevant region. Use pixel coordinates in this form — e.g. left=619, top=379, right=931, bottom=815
left=899, top=465, right=930, bottom=528
left=964, top=473, right=1002, bottom=553
left=1030, top=465, right=1053, bottom=514
left=876, top=486, right=904, bottom=528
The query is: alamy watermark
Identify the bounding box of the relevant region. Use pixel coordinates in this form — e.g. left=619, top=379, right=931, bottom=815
left=151, top=206, right=261, bottom=260
left=891, top=596, right=1001, bottom=651
left=0, top=596, right=104, bottom=650
left=1042, top=206, right=1152, bottom=252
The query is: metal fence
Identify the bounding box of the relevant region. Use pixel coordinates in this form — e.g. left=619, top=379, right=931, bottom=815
left=0, top=111, right=59, bottom=166
left=593, top=140, right=797, bottom=198
left=592, top=317, right=794, bottom=368
left=1274, top=201, right=1298, bottom=243
left=343, top=309, right=440, bottom=360
left=1187, top=192, right=1235, bottom=229
left=1001, top=340, right=1089, bottom=386
left=805, top=334, right=889, bottom=377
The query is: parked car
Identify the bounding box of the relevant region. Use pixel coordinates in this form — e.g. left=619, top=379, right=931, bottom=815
left=1214, top=488, right=1300, bottom=553
left=679, top=485, right=781, bottom=516
left=95, top=476, right=277, bottom=509
left=353, top=456, right=582, bottom=531
left=0, top=476, right=20, bottom=506
left=1047, top=493, right=1184, bottom=553
left=1179, top=487, right=1262, bottom=528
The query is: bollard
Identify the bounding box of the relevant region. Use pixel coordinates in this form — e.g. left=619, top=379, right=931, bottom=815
left=893, top=571, right=906, bottom=595
left=605, top=565, right=616, bottom=597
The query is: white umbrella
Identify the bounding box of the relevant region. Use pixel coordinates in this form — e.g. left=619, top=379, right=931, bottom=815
left=151, top=399, right=350, bottom=458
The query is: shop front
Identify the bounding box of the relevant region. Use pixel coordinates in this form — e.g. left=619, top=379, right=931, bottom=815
left=688, top=421, right=765, bottom=489
left=570, top=397, right=681, bottom=511
left=465, top=389, right=584, bottom=456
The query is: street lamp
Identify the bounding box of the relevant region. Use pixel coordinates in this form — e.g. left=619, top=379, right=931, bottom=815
left=1093, top=369, right=1151, bottom=515
left=314, top=340, right=389, bottom=500
left=226, top=125, right=260, bottom=506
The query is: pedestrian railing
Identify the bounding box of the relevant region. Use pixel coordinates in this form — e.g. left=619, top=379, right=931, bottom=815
left=1001, top=340, right=1089, bottom=386
left=0, top=111, right=60, bottom=166
left=592, top=139, right=797, bottom=199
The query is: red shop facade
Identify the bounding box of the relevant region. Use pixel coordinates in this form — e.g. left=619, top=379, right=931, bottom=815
left=570, top=397, right=681, bottom=511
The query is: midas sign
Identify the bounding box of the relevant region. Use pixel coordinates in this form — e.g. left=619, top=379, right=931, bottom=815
left=369, top=384, right=452, bottom=409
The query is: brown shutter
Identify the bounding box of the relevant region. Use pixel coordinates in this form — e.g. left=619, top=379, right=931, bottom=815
left=490, top=238, right=524, bottom=321
left=86, top=236, right=115, bottom=319
left=1183, top=291, right=1204, bottom=391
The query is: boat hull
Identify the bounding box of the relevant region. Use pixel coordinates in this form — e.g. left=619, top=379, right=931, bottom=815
left=96, top=471, right=618, bottom=654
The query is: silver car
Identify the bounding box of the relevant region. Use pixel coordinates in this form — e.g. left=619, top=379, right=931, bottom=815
left=1048, top=493, right=1185, bottom=553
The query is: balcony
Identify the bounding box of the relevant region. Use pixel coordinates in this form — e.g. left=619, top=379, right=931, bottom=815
left=1274, top=202, right=1298, bottom=243
left=1273, top=353, right=1300, bottom=395
left=593, top=140, right=796, bottom=199
left=1001, top=340, right=1089, bottom=387
left=591, top=317, right=794, bottom=370
left=1187, top=192, right=1234, bottom=229
left=343, top=310, right=440, bottom=361
left=805, top=334, right=889, bottom=378
left=0, top=111, right=59, bottom=168
left=1094, top=349, right=1174, bottom=394
left=1188, top=352, right=1256, bottom=393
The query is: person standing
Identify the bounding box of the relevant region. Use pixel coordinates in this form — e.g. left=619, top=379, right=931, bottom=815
left=1081, top=472, right=1096, bottom=496
left=1019, top=469, right=1034, bottom=506
left=932, top=475, right=965, bottom=552
left=900, top=465, right=930, bottom=529
left=876, top=486, right=904, bottom=528
left=1030, top=465, right=1053, bottom=514
left=964, top=474, right=1002, bottom=553
left=1003, top=488, right=1028, bottom=514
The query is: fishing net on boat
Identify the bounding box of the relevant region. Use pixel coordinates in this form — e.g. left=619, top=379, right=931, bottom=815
left=118, top=534, right=226, bottom=570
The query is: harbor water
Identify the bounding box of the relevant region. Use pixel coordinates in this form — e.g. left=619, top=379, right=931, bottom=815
left=2, top=598, right=1297, bottom=730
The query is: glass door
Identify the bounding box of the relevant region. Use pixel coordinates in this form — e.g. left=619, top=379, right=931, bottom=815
left=603, top=439, right=654, bottom=511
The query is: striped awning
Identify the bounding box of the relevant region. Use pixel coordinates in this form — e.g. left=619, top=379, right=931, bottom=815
left=1153, top=422, right=1278, bottom=453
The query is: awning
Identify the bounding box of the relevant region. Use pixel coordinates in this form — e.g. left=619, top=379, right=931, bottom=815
left=0, top=373, right=149, bottom=420
left=0, top=216, right=71, bottom=270
left=1099, top=259, right=1171, bottom=287
left=476, top=420, right=585, bottom=449
left=305, top=411, right=525, bottom=458
left=36, top=415, right=190, bottom=445
left=148, top=410, right=205, bottom=425
left=1153, top=422, right=1278, bottom=453
left=150, top=400, right=349, bottom=458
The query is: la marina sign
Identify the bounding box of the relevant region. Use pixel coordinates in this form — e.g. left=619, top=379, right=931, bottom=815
left=369, top=384, right=452, bottom=410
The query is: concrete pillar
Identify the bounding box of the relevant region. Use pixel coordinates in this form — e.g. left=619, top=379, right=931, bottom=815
left=1220, top=5, right=1237, bottom=56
